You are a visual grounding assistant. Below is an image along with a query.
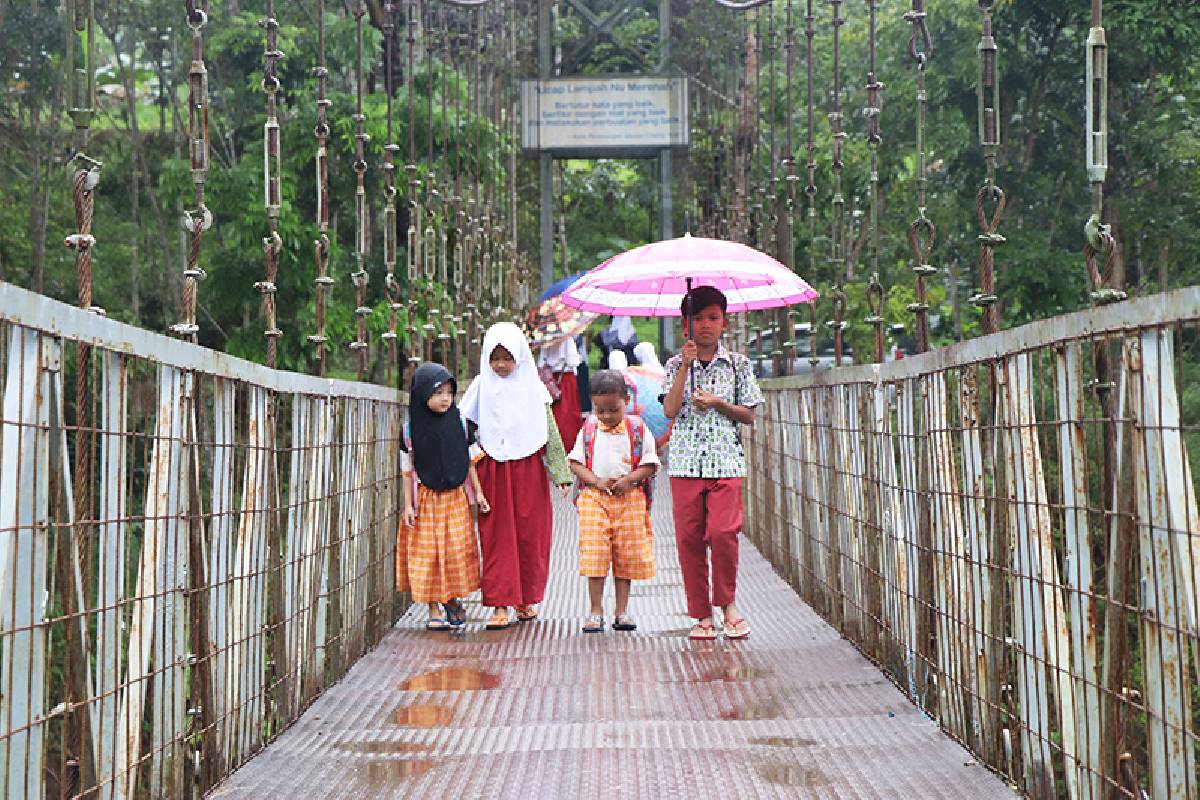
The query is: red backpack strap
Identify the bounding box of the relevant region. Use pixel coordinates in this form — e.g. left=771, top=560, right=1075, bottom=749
left=581, top=415, right=599, bottom=471
left=626, top=414, right=644, bottom=470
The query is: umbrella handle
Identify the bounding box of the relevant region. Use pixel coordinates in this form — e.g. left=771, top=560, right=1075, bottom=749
left=685, top=277, right=695, bottom=395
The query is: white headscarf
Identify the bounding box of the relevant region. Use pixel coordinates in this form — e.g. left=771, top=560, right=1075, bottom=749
left=633, top=341, right=661, bottom=371
left=537, top=336, right=582, bottom=373
left=607, top=350, right=629, bottom=370
left=609, top=316, right=636, bottom=345
left=460, top=322, right=551, bottom=462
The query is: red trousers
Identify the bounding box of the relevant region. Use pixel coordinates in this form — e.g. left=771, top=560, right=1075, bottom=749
left=550, top=372, right=583, bottom=451
left=476, top=452, right=553, bottom=607
left=670, top=477, right=743, bottom=619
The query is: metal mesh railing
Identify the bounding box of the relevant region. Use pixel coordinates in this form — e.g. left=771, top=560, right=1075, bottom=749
left=747, top=287, right=1200, bottom=800
left=0, top=282, right=405, bottom=798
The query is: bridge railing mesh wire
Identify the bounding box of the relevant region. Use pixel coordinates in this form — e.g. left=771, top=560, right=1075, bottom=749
left=746, top=287, right=1200, bottom=800
left=0, top=283, right=405, bottom=798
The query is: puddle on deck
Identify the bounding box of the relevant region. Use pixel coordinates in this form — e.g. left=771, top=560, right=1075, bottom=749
left=363, top=760, right=439, bottom=786
left=748, top=736, right=818, bottom=748
left=399, top=665, right=501, bottom=691
left=391, top=703, right=455, bottom=727
left=338, top=740, right=430, bottom=755
left=758, top=764, right=829, bottom=787
left=719, top=700, right=782, bottom=721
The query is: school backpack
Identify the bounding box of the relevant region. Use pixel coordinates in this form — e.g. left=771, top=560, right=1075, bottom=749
left=578, top=413, right=653, bottom=507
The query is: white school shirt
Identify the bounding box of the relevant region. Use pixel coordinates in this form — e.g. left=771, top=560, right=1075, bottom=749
left=567, top=419, right=660, bottom=481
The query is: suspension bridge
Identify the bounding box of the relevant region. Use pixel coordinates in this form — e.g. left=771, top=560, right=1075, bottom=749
left=1, top=0, right=1196, bottom=799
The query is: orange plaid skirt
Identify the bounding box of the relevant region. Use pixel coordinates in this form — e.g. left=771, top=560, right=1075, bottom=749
left=396, top=483, right=480, bottom=603
left=577, top=487, right=655, bottom=580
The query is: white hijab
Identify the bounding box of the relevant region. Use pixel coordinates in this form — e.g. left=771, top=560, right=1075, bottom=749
left=537, top=336, right=582, bottom=372
left=607, top=350, right=628, bottom=370
left=460, top=322, right=551, bottom=462
left=633, top=341, right=661, bottom=370
left=609, top=316, right=636, bottom=345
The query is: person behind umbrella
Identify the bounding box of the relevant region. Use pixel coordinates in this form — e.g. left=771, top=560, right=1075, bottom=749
left=568, top=369, right=659, bottom=634
left=397, top=362, right=489, bottom=630
left=537, top=335, right=585, bottom=452
left=661, top=285, right=763, bottom=640
left=460, top=323, right=574, bottom=630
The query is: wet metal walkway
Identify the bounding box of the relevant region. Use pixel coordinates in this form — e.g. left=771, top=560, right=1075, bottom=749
left=209, top=479, right=1014, bottom=799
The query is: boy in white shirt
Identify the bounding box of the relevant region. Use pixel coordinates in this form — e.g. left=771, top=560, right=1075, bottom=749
left=568, top=370, right=659, bottom=633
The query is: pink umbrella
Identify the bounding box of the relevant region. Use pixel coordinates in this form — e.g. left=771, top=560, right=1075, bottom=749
left=559, top=234, right=819, bottom=316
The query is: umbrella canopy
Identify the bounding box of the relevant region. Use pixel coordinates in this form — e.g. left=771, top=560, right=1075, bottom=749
left=540, top=270, right=591, bottom=301
left=524, top=296, right=598, bottom=349
left=560, top=234, right=819, bottom=317
left=626, top=365, right=670, bottom=441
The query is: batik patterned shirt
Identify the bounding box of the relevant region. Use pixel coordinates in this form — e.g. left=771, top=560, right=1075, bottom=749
left=662, top=343, right=763, bottom=478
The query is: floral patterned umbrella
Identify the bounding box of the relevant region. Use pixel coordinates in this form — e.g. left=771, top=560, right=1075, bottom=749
left=525, top=296, right=598, bottom=349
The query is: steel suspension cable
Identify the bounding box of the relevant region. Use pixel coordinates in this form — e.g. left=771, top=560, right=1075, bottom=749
left=1084, top=0, right=1123, bottom=305
left=827, top=0, right=846, bottom=364
left=782, top=0, right=800, bottom=370
left=174, top=0, right=212, bottom=342
left=257, top=0, right=284, bottom=368
left=350, top=3, right=371, bottom=379
left=382, top=3, right=403, bottom=384
left=904, top=0, right=935, bottom=354
left=863, top=0, right=886, bottom=362
left=804, top=0, right=818, bottom=367
left=406, top=0, right=422, bottom=366
left=970, top=0, right=1004, bottom=335
left=310, top=0, right=333, bottom=376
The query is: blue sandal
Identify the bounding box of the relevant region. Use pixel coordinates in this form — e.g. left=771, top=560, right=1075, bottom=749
left=443, top=599, right=467, bottom=626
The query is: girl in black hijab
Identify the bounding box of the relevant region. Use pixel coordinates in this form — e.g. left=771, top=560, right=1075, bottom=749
left=397, top=363, right=490, bottom=630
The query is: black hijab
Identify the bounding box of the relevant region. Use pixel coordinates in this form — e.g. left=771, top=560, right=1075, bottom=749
left=407, top=362, right=470, bottom=490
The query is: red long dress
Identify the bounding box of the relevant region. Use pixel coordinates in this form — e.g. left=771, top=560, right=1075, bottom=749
left=550, top=371, right=583, bottom=451
left=475, top=451, right=553, bottom=607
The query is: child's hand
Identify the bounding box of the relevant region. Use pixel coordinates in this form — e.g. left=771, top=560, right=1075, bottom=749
left=681, top=339, right=698, bottom=366
left=692, top=389, right=721, bottom=412
left=477, top=493, right=491, bottom=514
left=402, top=506, right=417, bottom=527
left=592, top=477, right=616, bottom=494
left=611, top=476, right=635, bottom=496
left=557, top=483, right=573, bottom=499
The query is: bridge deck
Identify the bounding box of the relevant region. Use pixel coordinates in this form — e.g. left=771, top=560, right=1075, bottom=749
left=209, top=480, right=1013, bottom=799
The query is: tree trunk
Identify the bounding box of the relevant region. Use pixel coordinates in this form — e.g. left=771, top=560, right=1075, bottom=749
left=731, top=12, right=758, bottom=243
left=28, top=104, right=47, bottom=294
left=104, top=18, right=174, bottom=320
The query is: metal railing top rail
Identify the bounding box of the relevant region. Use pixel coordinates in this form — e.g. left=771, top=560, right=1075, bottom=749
left=763, top=285, right=1200, bottom=389
left=0, top=281, right=405, bottom=402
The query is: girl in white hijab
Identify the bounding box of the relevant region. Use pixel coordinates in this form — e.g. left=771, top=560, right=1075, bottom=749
left=460, top=323, right=573, bottom=629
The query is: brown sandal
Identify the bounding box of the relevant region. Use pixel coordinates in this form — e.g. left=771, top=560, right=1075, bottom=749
left=485, top=608, right=512, bottom=630
left=688, top=620, right=717, bottom=640
left=515, top=604, right=539, bottom=622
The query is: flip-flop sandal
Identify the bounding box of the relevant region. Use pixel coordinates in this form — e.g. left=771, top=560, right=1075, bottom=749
left=612, top=614, right=637, bottom=631
left=722, top=617, right=751, bottom=640
left=515, top=605, right=539, bottom=622
left=688, top=620, right=717, bottom=640
left=425, top=617, right=452, bottom=631
left=582, top=614, right=605, bottom=633
left=443, top=599, right=467, bottom=626
left=485, top=609, right=512, bottom=630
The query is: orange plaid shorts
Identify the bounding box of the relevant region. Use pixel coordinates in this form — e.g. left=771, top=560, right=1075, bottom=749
left=577, top=487, right=655, bottom=580
left=396, top=483, right=480, bottom=602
